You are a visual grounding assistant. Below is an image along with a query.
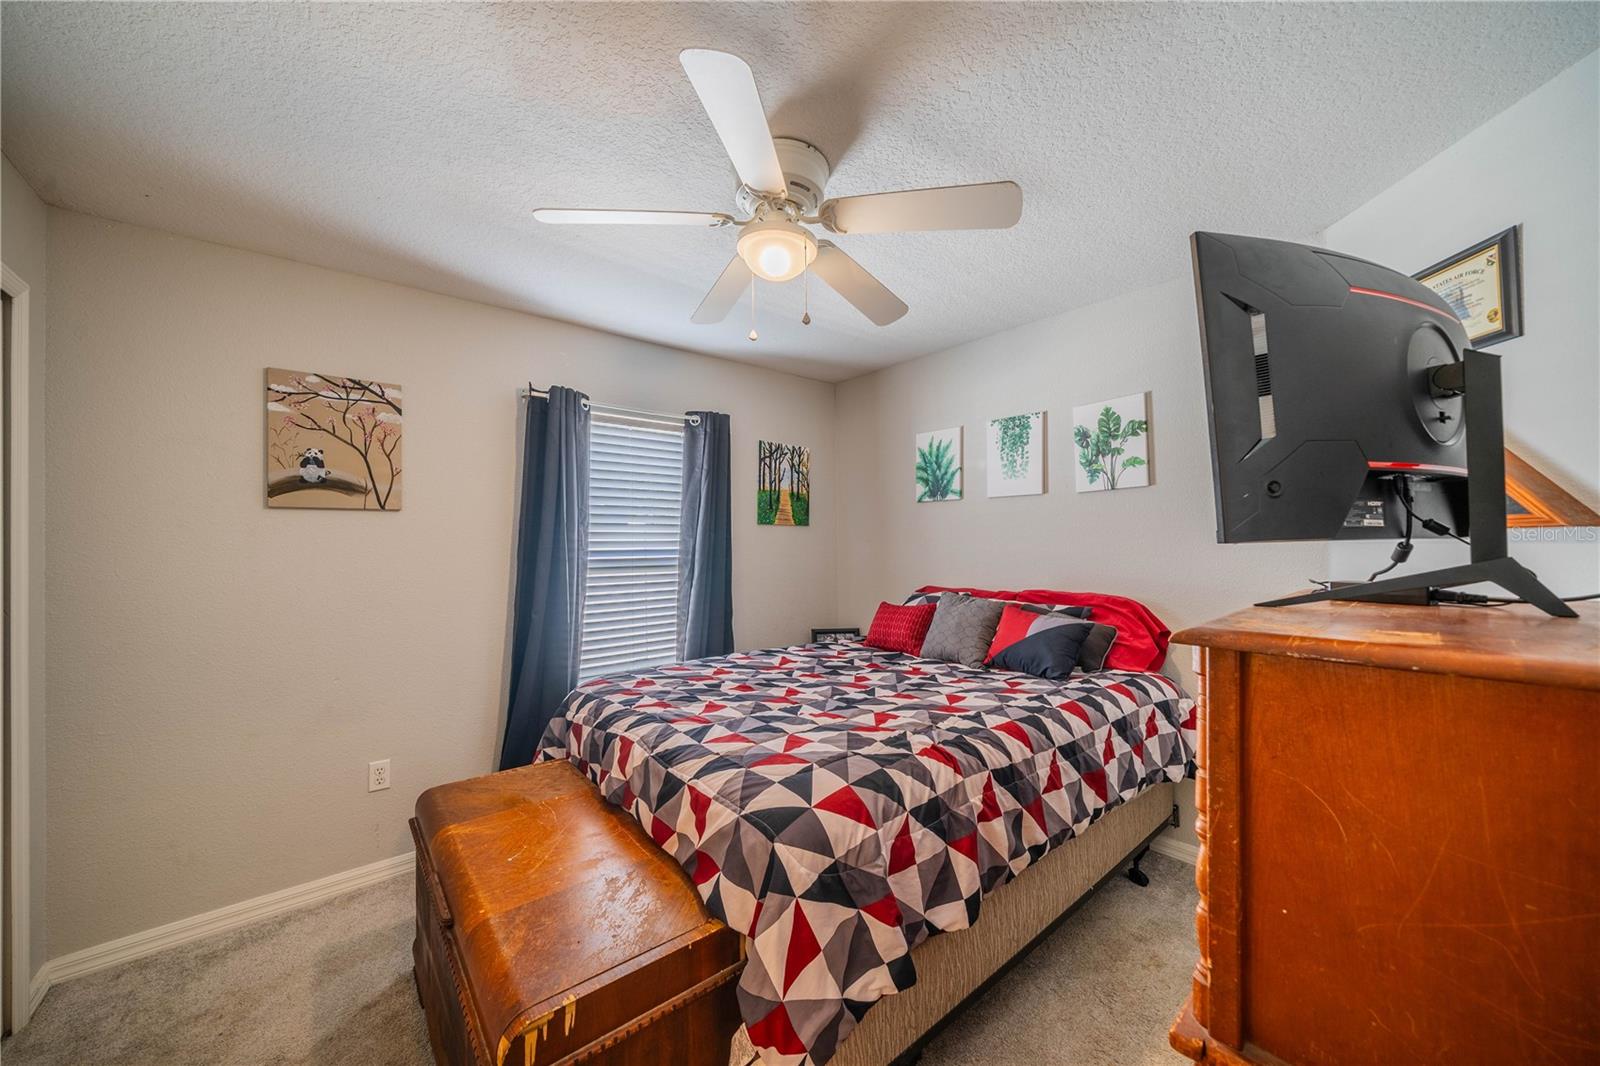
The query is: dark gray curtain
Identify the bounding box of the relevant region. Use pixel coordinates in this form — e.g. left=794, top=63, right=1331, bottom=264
left=499, top=386, right=590, bottom=769
left=678, top=411, right=734, bottom=660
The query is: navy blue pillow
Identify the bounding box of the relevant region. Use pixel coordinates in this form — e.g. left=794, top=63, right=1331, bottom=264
left=1018, top=604, right=1116, bottom=671
left=986, top=606, right=1092, bottom=680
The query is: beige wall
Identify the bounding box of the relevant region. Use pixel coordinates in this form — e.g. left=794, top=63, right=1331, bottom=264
left=3, top=154, right=50, bottom=981
left=833, top=276, right=1325, bottom=839
left=44, top=210, right=837, bottom=957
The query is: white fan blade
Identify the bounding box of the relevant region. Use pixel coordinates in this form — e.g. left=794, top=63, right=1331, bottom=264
left=691, top=255, right=754, bottom=324
left=811, top=242, right=908, bottom=326
left=820, top=181, right=1023, bottom=234
left=679, top=49, right=787, bottom=196
left=533, top=208, right=733, bottom=226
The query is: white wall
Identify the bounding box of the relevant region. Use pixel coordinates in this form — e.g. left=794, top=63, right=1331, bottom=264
left=834, top=276, right=1327, bottom=840
left=44, top=210, right=837, bottom=957
left=2, top=154, right=50, bottom=982
left=1323, top=51, right=1600, bottom=592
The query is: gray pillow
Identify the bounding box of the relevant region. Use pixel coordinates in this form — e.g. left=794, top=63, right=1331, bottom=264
left=920, top=592, right=1005, bottom=667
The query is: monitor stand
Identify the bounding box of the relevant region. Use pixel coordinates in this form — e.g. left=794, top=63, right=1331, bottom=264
left=1259, top=347, right=1577, bottom=618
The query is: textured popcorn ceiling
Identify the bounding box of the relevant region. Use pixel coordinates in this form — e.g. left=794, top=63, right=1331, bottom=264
left=3, top=3, right=1595, bottom=381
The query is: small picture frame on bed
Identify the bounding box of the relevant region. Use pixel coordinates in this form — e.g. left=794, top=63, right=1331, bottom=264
left=810, top=627, right=861, bottom=643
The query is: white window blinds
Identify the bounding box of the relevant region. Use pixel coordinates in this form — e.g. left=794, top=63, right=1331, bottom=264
left=578, top=415, right=684, bottom=681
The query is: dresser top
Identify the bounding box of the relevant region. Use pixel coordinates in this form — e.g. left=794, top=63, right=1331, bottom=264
left=1174, top=599, right=1600, bottom=690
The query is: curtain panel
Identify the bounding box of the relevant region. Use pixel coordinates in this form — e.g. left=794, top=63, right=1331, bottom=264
left=678, top=410, right=734, bottom=660
left=499, top=386, right=590, bottom=769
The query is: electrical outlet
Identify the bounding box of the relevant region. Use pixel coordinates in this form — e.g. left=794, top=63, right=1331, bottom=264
left=368, top=759, right=391, bottom=792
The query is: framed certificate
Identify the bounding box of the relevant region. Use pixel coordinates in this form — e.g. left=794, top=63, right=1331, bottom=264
left=1413, top=226, right=1523, bottom=347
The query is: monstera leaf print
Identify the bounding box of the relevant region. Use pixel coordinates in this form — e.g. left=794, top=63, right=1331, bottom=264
left=1074, top=405, right=1147, bottom=490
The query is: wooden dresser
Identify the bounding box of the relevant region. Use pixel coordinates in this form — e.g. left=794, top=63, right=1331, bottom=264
left=1169, top=600, right=1600, bottom=1066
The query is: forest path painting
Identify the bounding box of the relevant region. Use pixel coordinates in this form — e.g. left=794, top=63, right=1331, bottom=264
left=757, top=440, right=810, bottom=526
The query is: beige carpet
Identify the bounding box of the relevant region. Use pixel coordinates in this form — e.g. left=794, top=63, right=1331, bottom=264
left=4, top=852, right=1195, bottom=1065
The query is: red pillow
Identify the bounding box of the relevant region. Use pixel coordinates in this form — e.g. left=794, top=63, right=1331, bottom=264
left=915, top=585, right=1171, bottom=672
left=864, top=601, right=938, bottom=656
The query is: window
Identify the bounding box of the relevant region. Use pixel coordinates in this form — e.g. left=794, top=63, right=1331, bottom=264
left=578, top=415, right=684, bottom=681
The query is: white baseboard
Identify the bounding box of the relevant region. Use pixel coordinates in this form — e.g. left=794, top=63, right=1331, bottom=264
left=29, top=851, right=411, bottom=1011
left=23, top=827, right=1193, bottom=1016
left=1149, top=831, right=1199, bottom=865
left=28, top=968, right=49, bottom=1015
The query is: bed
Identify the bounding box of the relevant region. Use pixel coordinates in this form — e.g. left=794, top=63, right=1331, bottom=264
left=537, top=618, right=1196, bottom=1066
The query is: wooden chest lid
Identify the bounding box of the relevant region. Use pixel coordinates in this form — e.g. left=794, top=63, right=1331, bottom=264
left=414, top=761, right=743, bottom=1063
left=1174, top=599, right=1600, bottom=689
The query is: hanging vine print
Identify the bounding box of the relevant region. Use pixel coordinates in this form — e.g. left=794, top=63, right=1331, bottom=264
left=986, top=411, right=1045, bottom=497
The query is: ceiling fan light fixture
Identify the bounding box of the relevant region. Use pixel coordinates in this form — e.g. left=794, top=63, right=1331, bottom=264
left=736, top=220, right=817, bottom=283
left=543, top=50, right=1021, bottom=329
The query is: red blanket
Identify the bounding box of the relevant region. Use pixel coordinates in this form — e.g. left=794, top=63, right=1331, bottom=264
left=915, top=585, right=1172, bottom=672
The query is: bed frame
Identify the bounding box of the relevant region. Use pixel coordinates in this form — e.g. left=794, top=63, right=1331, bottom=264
left=887, top=788, right=1178, bottom=1066
left=730, top=782, right=1180, bottom=1066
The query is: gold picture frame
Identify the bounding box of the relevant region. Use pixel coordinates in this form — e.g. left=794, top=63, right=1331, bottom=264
left=1414, top=226, right=1523, bottom=347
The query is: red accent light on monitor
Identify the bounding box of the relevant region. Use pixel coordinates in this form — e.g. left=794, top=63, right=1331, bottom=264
left=1348, top=286, right=1459, bottom=323
left=1368, top=460, right=1468, bottom=477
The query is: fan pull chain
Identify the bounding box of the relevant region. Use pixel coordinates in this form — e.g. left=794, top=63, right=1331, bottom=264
left=802, top=245, right=812, bottom=326
left=748, top=279, right=758, bottom=342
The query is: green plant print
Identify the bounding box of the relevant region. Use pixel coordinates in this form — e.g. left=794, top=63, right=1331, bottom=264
left=994, top=414, right=1034, bottom=480
left=1073, top=405, right=1147, bottom=490
left=916, top=437, right=961, bottom=501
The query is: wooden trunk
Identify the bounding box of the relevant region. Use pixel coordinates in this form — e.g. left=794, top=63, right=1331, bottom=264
left=1169, top=600, right=1600, bottom=1066
left=411, top=762, right=744, bottom=1066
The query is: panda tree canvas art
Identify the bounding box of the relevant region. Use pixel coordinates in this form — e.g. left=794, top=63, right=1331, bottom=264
left=265, top=368, right=403, bottom=510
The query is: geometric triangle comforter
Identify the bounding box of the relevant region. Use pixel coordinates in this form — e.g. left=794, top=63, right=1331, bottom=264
left=537, top=641, right=1196, bottom=1066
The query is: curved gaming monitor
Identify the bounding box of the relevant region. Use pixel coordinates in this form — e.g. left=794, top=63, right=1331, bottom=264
left=1189, top=231, right=1573, bottom=617
left=1190, top=231, right=1470, bottom=544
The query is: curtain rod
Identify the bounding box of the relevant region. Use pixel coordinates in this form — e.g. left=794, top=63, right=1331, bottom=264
left=521, top=384, right=701, bottom=427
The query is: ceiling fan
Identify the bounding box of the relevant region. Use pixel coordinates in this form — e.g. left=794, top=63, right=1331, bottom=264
left=534, top=49, right=1023, bottom=334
